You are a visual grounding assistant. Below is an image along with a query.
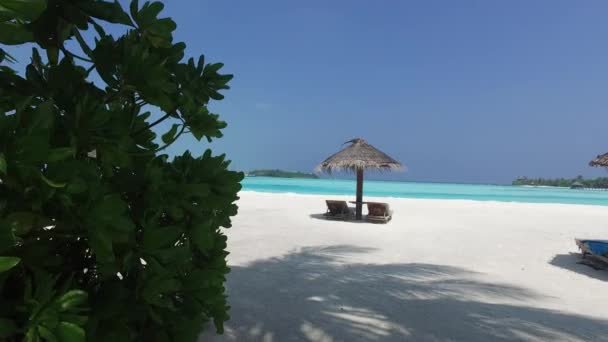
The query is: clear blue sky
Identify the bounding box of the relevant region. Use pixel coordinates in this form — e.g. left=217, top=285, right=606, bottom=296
left=7, top=1, right=608, bottom=183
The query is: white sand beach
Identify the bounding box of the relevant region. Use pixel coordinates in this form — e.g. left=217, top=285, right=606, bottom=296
left=202, top=191, right=608, bottom=342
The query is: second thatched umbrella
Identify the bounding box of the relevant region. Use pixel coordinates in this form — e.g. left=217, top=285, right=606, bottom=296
left=316, top=138, right=403, bottom=220
left=590, top=153, right=608, bottom=167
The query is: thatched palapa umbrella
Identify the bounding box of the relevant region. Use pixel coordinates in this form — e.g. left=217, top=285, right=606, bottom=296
left=589, top=153, right=608, bottom=167
left=316, top=138, right=403, bottom=220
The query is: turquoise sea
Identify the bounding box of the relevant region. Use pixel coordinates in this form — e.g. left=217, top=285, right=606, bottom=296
left=241, top=177, right=608, bottom=206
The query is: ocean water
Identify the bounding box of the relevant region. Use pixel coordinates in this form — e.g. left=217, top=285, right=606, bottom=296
left=241, top=177, right=608, bottom=206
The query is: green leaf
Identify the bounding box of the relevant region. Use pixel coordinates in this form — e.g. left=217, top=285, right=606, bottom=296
left=129, top=0, right=139, bottom=20
left=143, top=226, right=182, bottom=250
left=135, top=2, right=164, bottom=27
left=161, top=123, right=179, bottom=144
left=41, top=173, right=67, bottom=188
left=57, top=21, right=73, bottom=43
left=47, top=46, right=59, bottom=65
left=132, top=1, right=175, bottom=47
left=6, top=211, right=42, bottom=235
left=0, top=21, right=34, bottom=45
left=30, top=100, right=55, bottom=131
left=0, top=318, right=17, bottom=338
left=78, top=1, right=133, bottom=26
left=58, top=314, right=87, bottom=327
left=37, top=326, right=58, bottom=342
left=31, top=47, right=42, bottom=67
left=24, top=329, right=40, bottom=342
left=0, top=223, right=16, bottom=254
left=0, top=153, right=6, bottom=175
left=108, top=216, right=135, bottom=234
left=141, top=276, right=180, bottom=306
left=72, top=29, right=93, bottom=58
left=66, top=178, right=87, bottom=194
left=196, top=55, right=205, bottom=74
left=57, top=3, right=87, bottom=29
left=0, top=48, right=16, bottom=63
left=26, top=64, right=44, bottom=87
left=181, top=183, right=209, bottom=198
left=88, top=227, right=113, bottom=262
left=15, top=134, right=49, bottom=162
left=208, top=90, right=224, bottom=100
left=91, top=20, right=106, bottom=37
left=214, top=318, right=225, bottom=334
left=204, top=62, right=224, bottom=74
left=91, top=194, right=128, bottom=218
left=0, top=0, right=47, bottom=21
left=56, top=322, right=85, bottom=342
left=191, top=222, right=214, bottom=253
left=0, top=256, right=20, bottom=273
left=48, top=147, right=75, bottom=162
left=167, top=206, right=183, bottom=220
left=56, top=290, right=88, bottom=311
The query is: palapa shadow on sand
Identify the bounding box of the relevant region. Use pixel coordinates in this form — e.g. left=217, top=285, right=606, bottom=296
left=201, top=245, right=608, bottom=342
left=550, top=253, right=608, bottom=282
left=308, top=213, right=371, bottom=224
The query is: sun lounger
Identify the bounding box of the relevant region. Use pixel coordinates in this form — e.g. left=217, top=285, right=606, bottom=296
left=324, top=200, right=354, bottom=220
left=575, top=239, right=608, bottom=265
left=366, top=202, right=393, bottom=223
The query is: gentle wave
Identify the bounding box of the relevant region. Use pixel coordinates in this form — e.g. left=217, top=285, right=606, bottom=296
left=241, top=177, right=608, bottom=206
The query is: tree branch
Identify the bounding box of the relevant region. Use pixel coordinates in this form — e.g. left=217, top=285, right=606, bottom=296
left=85, top=64, right=95, bottom=76
left=72, top=28, right=94, bottom=58
left=133, top=111, right=173, bottom=136
left=130, top=124, right=187, bottom=156
left=155, top=124, right=186, bottom=153
left=60, top=46, right=94, bottom=63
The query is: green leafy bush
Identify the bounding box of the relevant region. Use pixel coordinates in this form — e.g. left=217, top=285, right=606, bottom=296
left=0, top=1, right=243, bottom=340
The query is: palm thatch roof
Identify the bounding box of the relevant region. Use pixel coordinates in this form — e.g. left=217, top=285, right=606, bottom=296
left=316, top=138, right=403, bottom=173
left=589, top=153, right=608, bottom=167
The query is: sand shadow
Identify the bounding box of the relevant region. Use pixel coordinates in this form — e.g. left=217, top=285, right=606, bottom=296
left=309, top=213, right=333, bottom=221
left=308, top=213, right=387, bottom=225
left=201, top=245, right=608, bottom=342
left=550, top=253, right=608, bottom=281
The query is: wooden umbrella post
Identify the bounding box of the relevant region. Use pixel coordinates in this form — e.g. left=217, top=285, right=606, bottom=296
left=356, top=168, right=364, bottom=220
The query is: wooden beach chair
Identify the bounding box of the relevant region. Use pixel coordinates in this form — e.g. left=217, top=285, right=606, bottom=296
left=324, top=200, right=354, bottom=220
left=575, top=239, right=608, bottom=269
left=366, top=202, right=393, bottom=223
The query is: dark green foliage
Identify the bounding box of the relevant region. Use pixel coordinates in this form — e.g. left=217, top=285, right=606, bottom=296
left=248, top=169, right=319, bottom=179
left=0, top=1, right=243, bottom=341
left=513, top=176, right=608, bottom=188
